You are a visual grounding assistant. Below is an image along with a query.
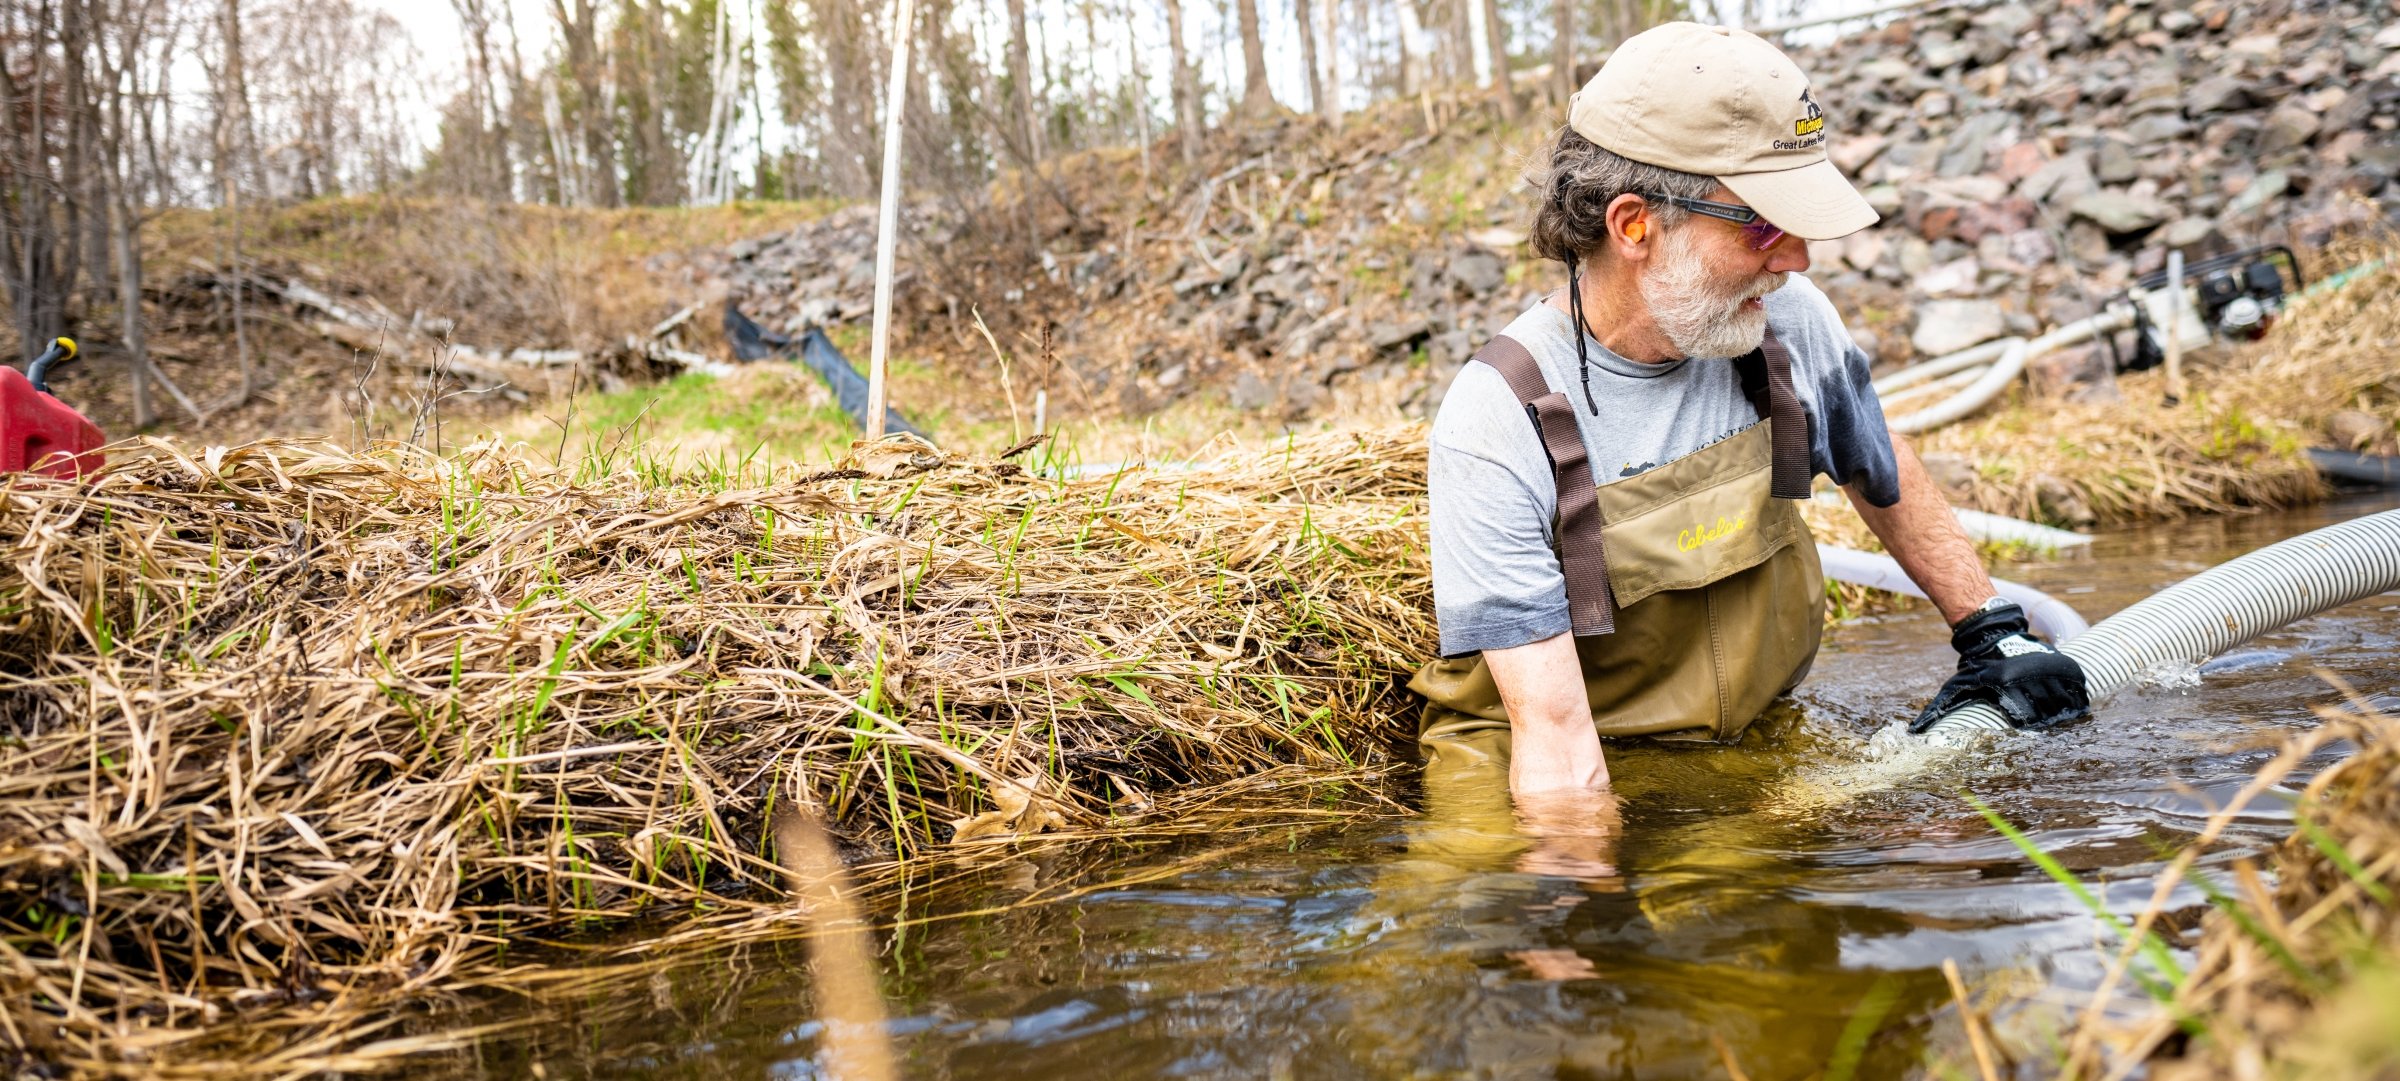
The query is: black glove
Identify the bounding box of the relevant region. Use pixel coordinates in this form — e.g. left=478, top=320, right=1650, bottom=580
left=1910, top=599, right=2091, bottom=733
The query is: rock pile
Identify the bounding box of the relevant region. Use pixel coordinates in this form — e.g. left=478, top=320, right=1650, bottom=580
left=1793, top=0, right=2398, bottom=395
left=709, top=204, right=902, bottom=333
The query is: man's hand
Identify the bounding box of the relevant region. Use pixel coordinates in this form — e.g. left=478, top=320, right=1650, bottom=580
left=1484, top=632, right=1609, bottom=795
left=1912, top=599, right=2091, bottom=731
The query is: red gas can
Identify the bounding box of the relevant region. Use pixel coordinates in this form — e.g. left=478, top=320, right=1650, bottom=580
left=3, top=338, right=106, bottom=479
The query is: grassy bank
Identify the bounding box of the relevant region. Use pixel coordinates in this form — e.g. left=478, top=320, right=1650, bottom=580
left=0, top=429, right=1430, bottom=1074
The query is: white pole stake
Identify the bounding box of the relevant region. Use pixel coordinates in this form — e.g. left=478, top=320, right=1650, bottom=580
left=2163, top=248, right=2186, bottom=405
left=865, top=0, right=917, bottom=440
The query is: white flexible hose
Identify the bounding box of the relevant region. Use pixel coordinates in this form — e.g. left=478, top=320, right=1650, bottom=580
left=1886, top=339, right=2030, bottom=434
left=1952, top=507, right=2094, bottom=549
left=1923, top=509, right=2400, bottom=734
left=1871, top=337, right=2018, bottom=395
left=1810, top=492, right=2094, bottom=550
left=1878, top=364, right=1991, bottom=411
left=1817, top=545, right=2091, bottom=643
left=1874, top=307, right=2137, bottom=435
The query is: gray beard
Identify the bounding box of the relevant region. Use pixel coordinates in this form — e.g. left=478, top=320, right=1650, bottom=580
left=1640, top=229, right=1786, bottom=359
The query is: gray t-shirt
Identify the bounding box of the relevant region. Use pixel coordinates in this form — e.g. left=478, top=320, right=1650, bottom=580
left=1429, top=274, right=1899, bottom=657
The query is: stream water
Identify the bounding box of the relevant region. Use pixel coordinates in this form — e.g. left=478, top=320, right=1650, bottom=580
left=459, top=496, right=2400, bottom=1080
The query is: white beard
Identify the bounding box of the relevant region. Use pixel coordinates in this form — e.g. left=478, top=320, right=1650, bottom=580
left=1639, top=227, right=1788, bottom=359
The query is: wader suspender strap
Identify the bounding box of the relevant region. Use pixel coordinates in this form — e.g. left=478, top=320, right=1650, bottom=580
left=1472, top=327, right=1815, bottom=638
left=1737, top=328, right=1815, bottom=501
left=1473, top=335, right=1618, bottom=636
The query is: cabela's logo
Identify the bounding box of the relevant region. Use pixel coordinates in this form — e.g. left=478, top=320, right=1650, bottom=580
left=1794, top=87, right=1824, bottom=137
left=1677, top=514, right=1748, bottom=552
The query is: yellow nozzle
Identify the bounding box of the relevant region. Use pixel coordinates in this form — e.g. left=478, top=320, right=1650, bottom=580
left=53, top=337, right=75, bottom=360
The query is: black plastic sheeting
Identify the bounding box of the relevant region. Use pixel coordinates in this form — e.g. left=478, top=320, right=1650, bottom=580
left=2307, top=447, right=2400, bottom=488
left=722, top=303, right=925, bottom=438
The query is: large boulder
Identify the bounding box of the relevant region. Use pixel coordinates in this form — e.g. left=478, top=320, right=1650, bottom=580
left=1910, top=298, right=2008, bottom=357
left=2067, top=190, right=2171, bottom=234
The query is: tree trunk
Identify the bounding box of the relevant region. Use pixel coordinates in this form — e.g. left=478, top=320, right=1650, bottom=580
left=552, top=0, right=620, bottom=206
left=1005, top=0, right=1040, bottom=159
left=1163, top=0, right=1201, bottom=161
left=218, top=0, right=255, bottom=401
left=1121, top=0, right=1151, bottom=177
left=1392, top=0, right=1422, bottom=97
left=1323, top=0, right=1343, bottom=120
left=1294, top=0, right=1326, bottom=123
left=1459, top=0, right=1478, bottom=86
left=1481, top=0, right=1517, bottom=116
left=1552, top=0, right=1572, bottom=108
left=99, top=0, right=160, bottom=428
left=1235, top=0, right=1272, bottom=115
left=112, top=206, right=152, bottom=428
left=634, top=1, right=676, bottom=203
left=0, top=3, right=70, bottom=362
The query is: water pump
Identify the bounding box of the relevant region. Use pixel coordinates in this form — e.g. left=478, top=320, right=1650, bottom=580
left=2115, top=246, right=2305, bottom=372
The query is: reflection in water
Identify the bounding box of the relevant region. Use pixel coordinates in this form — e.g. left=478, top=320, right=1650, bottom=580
left=457, top=496, right=2400, bottom=1080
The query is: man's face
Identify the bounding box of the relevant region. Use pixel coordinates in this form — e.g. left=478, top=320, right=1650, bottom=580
left=1637, top=187, right=1811, bottom=360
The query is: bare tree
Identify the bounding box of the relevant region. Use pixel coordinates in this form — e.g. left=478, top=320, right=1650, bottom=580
left=1118, top=0, right=1152, bottom=178
left=448, top=0, right=516, bottom=198
left=1552, top=0, right=1572, bottom=108
left=1320, top=0, right=1341, bottom=122
left=209, top=0, right=258, bottom=402
left=550, top=0, right=621, bottom=205
left=1235, top=0, right=1271, bottom=115
left=1294, top=0, right=1326, bottom=124
left=0, top=1, right=74, bottom=363
left=1391, top=0, right=1424, bottom=97
left=804, top=0, right=877, bottom=195
left=97, top=0, right=175, bottom=427
left=1481, top=0, right=1516, bottom=116
left=1437, top=0, right=1467, bottom=87
left=1162, top=0, right=1201, bottom=161
left=1005, top=0, right=1040, bottom=160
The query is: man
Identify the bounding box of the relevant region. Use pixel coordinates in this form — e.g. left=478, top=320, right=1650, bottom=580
left=1409, top=22, right=2089, bottom=798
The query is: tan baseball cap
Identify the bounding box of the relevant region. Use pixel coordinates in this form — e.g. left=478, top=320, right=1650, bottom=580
left=1568, top=22, right=1878, bottom=241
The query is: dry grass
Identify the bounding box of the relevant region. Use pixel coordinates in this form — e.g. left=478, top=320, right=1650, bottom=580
left=1975, top=688, right=2400, bottom=1081
left=2137, top=696, right=2400, bottom=1080
left=0, top=428, right=1432, bottom=1075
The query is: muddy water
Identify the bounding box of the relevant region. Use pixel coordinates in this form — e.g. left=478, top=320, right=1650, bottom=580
left=471, top=497, right=2400, bottom=1080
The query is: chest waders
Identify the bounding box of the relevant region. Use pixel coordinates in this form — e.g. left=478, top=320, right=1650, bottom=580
left=1408, top=328, right=1825, bottom=752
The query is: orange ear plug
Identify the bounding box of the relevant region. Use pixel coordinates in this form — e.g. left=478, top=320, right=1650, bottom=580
left=1627, top=222, right=1647, bottom=243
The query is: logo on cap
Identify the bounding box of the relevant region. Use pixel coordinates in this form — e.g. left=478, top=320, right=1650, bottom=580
left=1794, top=88, right=1824, bottom=137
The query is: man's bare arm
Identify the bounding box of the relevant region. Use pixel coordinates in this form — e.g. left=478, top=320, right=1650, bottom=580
left=1484, top=632, right=1610, bottom=793
left=1845, top=436, right=1994, bottom=624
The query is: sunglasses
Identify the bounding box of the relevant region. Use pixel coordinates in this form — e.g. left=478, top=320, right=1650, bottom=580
left=1641, top=194, right=1788, bottom=252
